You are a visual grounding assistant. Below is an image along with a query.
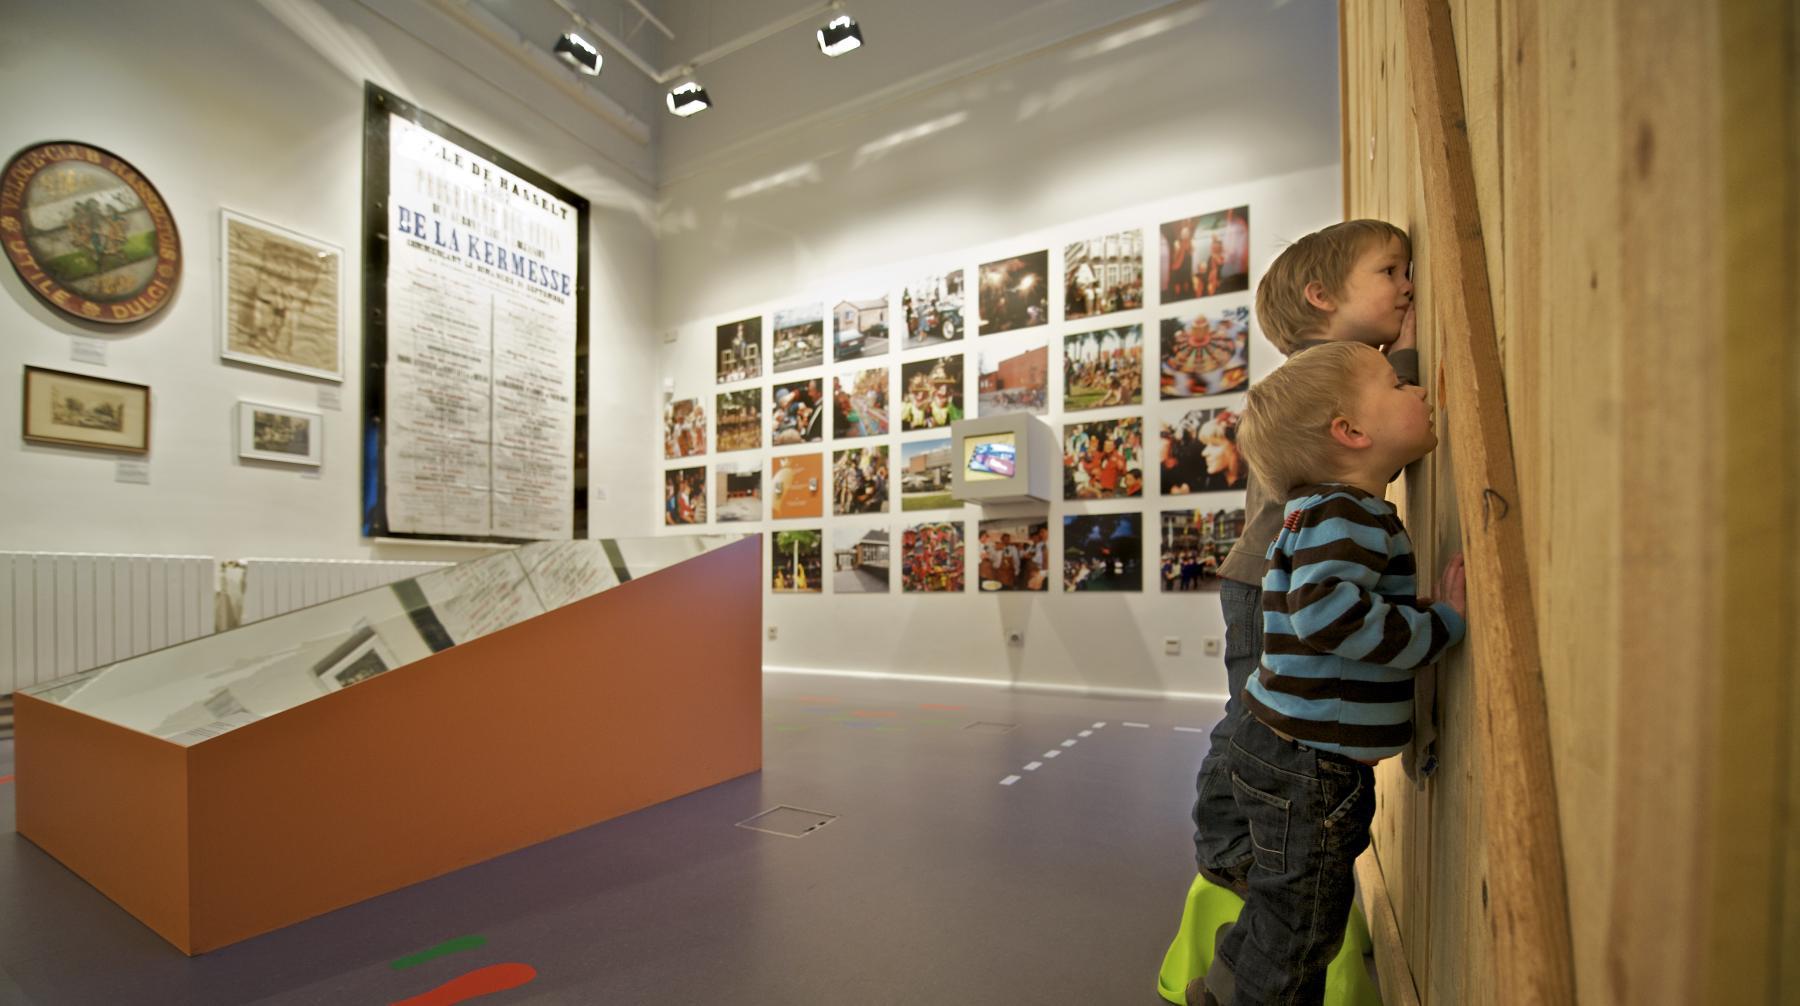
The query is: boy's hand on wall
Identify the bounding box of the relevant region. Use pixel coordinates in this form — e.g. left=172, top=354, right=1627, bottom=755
left=1438, top=552, right=1467, bottom=618
left=1387, top=303, right=1418, bottom=355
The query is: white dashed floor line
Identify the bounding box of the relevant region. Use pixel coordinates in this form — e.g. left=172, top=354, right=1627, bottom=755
left=1023, top=761, right=1043, bottom=771
left=999, top=775, right=1022, bottom=786
left=1174, top=726, right=1208, bottom=734
left=1123, top=722, right=1151, bottom=729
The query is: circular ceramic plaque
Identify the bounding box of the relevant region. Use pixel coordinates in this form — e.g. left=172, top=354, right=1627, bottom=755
left=0, top=141, right=181, bottom=324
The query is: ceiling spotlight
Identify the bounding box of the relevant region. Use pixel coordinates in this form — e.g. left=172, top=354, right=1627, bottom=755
left=667, top=81, right=712, bottom=117
left=816, top=14, right=863, bottom=57
left=554, top=33, right=602, bottom=75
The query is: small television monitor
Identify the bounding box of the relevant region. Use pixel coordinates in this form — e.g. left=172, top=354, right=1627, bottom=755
left=964, top=432, right=1016, bottom=482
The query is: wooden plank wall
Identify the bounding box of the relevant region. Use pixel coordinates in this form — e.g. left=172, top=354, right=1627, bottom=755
left=1339, top=1, right=1797, bottom=1002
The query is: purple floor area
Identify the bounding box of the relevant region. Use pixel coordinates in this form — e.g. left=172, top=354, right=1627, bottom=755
left=0, top=673, right=1225, bottom=1005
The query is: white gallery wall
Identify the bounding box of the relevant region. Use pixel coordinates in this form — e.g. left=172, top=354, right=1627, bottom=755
left=653, top=0, right=1343, bottom=698
left=0, top=0, right=664, bottom=565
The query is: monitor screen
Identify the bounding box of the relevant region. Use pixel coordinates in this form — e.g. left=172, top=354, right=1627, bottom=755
left=964, top=432, right=1016, bottom=482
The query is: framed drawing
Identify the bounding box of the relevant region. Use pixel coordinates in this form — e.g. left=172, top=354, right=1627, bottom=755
left=0, top=141, right=181, bottom=325
left=22, top=366, right=150, bottom=453
left=220, top=209, right=344, bottom=380
left=238, top=400, right=323, bottom=466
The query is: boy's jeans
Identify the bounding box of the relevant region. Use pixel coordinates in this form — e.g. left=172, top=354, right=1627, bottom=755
left=1191, top=579, right=1261, bottom=873
left=1211, top=715, right=1377, bottom=1005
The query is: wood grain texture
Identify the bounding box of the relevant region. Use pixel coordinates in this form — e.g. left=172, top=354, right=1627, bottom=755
left=1356, top=847, right=1423, bottom=1006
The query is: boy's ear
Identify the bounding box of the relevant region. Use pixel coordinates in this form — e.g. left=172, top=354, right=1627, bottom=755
left=1304, top=280, right=1336, bottom=313
left=1328, top=414, right=1371, bottom=450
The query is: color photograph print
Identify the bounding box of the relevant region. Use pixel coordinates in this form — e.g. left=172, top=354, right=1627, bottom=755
left=902, top=270, right=965, bottom=348
left=771, top=377, right=824, bottom=445
left=1063, top=326, right=1144, bottom=412
left=772, top=529, right=823, bottom=593
left=1065, top=228, right=1144, bottom=320
left=1160, top=406, right=1246, bottom=494
left=833, top=296, right=890, bottom=362
left=833, top=367, right=889, bottom=439
left=900, top=437, right=956, bottom=511
left=978, top=251, right=1049, bottom=335
left=663, top=465, right=707, bottom=525
left=716, top=388, right=761, bottom=452
left=833, top=445, right=889, bottom=515
left=773, top=303, right=825, bottom=373
left=978, top=517, right=1049, bottom=592
left=716, top=316, right=762, bottom=384
left=978, top=339, right=1048, bottom=416
left=1159, top=206, right=1250, bottom=303
left=663, top=397, right=706, bottom=459
left=1159, top=508, right=1245, bottom=592
left=901, top=521, right=965, bottom=593
left=831, top=524, right=890, bottom=594
left=714, top=460, right=762, bottom=522
left=898, top=354, right=963, bottom=431
left=1064, top=417, right=1144, bottom=500
left=769, top=452, right=825, bottom=519
left=1064, top=512, right=1143, bottom=592
left=1160, top=305, right=1250, bottom=399
left=221, top=209, right=342, bottom=380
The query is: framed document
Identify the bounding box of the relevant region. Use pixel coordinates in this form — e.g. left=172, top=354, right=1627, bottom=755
left=22, top=365, right=150, bottom=453
left=360, top=83, right=590, bottom=544
left=237, top=400, right=323, bottom=466
left=220, top=209, right=344, bottom=381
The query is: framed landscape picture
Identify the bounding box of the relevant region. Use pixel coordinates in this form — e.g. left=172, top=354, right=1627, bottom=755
left=220, top=208, right=344, bottom=380
left=22, top=366, right=150, bottom=454
left=237, top=400, right=323, bottom=466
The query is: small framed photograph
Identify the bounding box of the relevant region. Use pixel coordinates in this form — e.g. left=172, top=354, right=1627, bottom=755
left=22, top=365, right=151, bottom=454
left=220, top=208, right=344, bottom=381
left=238, top=400, right=323, bottom=466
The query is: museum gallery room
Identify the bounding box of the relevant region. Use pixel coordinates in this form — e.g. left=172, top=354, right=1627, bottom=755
left=0, top=0, right=1792, bottom=1004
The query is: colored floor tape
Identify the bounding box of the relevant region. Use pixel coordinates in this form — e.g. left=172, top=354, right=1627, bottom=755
left=391, top=963, right=536, bottom=1006
left=391, top=935, right=488, bottom=971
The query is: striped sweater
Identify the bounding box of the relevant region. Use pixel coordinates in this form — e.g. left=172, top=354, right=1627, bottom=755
left=1242, top=483, right=1466, bottom=762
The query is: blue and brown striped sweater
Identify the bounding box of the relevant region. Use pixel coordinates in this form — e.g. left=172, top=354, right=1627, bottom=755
left=1242, top=483, right=1466, bottom=762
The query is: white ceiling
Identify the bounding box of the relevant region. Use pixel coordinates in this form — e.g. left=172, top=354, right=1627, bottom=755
left=466, top=0, right=1339, bottom=186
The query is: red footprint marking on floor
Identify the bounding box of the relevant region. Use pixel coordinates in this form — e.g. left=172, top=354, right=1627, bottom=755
left=849, top=710, right=898, bottom=718
left=391, top=963, right=536, bottom=1006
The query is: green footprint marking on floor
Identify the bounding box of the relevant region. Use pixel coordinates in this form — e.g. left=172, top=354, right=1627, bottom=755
left=391, top=935, right=488, bottom=970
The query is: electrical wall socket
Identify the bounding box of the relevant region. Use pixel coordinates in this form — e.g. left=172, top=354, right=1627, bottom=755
left=1202, top=637, right=1223, bottom=658
left=1006, top=629, right=1024, bottom=646
left=767, top=626, right=778, bottom=641
left=1163, top=636, right=1181, bottom=656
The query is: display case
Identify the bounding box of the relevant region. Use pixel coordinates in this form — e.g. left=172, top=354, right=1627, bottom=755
left=949, top=413, right=1056, bottom=504
left=14, top=534, right=761, bottom=955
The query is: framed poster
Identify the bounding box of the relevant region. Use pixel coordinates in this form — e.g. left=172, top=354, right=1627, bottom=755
left=220, top=209, right=344, bottom=380
left=22, top=365, right=150, bottom=453
left=237, top=400, right=323, bottom=466
left=0, top=141, right=181, bottom=325
left=360, top=83, right=590, bottom=543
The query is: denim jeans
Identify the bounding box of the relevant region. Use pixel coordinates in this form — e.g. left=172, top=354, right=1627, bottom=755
left=1210, top=715, right=1376, bottom=1005
left=1192, top=578, right=1262, bottom=873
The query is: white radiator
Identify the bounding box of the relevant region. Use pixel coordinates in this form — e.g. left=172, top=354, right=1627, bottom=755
left=226, top=557, right=453, bottom=627
left=0, top=552, right=216, bottom=696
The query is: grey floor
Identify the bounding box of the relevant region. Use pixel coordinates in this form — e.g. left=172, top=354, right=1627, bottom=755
left=0, top=673, right=1225, bottom=1005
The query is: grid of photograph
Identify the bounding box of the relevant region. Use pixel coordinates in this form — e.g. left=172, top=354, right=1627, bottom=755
left=1159, top=206, right=1250, bottom=304
left=1063, top=325, right=1144, bottom=412
left=1160, top=305, right=1250, bottom=399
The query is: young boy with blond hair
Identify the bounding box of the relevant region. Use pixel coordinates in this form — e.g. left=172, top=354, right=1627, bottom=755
left=1191, top=341, right=1467, bottom=1005
left=1191, top=220, right=1421, bottom=895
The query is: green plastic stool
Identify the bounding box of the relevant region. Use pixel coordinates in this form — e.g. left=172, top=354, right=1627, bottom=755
left=1156, top=873, right=1383, bottom=1005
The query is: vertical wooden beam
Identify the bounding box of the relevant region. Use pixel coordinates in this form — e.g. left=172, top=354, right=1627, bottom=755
left=1398, top=0, right=1576, bottom=1002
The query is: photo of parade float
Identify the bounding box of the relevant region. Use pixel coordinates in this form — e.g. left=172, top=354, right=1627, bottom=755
left=1159, top=205, right=1250, bottom=303
left=833, top=446, right=889, bottom=515
left=1160, top=406, right=1246, bottom=494
left=832, top=525, right=890, bottom=593
left=1160, top=305, right=1250, bottom=399
left=977, top=517, right=1049, bottom=592
left=901, top=521, right=965, bottom=592
left=1159, top=508, right=1245, bottom=592
left=833, top=367, right=889, bottom=439
left=902, top=271, right=964, bottom=348
left=1063, top=512, right=1142, bottom=592
left=978, top=251, right=1049, bottom=335
left=1063, top=417, right=1144, bottom=499
left=715, top=388, right=761, bottom=452
left=898, top=355, right=964, bottom=431
left=662, top=397, right=705, bottom=459
left=1065, top=228, right=1144, bottom=320
left=771, top=377, right=824, bottom=445
left=978, top=340, right=1048, bottom=416
left=716, top=316, right=762, bottom=384
left=1064, top=325, right=1144, bottom=411
left=714, top=460, right=762, bottom=522
left=663, top=466, right=706, bottom=525
left=772, top=529, right=823, bottom=593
